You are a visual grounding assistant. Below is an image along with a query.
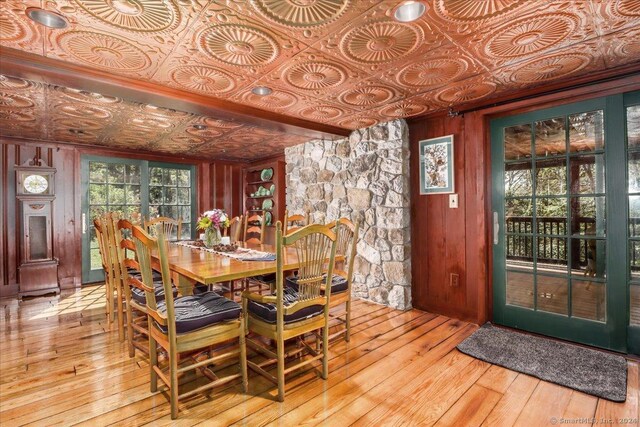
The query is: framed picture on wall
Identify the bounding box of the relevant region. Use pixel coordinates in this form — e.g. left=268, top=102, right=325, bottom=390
left=419, top=135, right=455, bottom=194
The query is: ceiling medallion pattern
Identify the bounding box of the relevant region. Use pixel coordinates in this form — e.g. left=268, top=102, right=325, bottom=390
left=203, top=117, right=242, bottom=129
left=199, top=25, right=279, bottom=67
left=616, top=0, right=640, bottom=17
left=58, top=31, right=152, bottom=71
left=435, top=81, right=497, bottom=104
left=434, top=0, right=528, bottom=22
left=340, top=86, right=393, bottom=107
left=380, top=102, right=427, bottom=118
left=250, top=0, right=350, bottom=27
left=58, top=103, right=113, bottom=119
left=340, top=21, right=421, bottom=64
left=339, top=116, right=377, bottom=129
left=170, top=65, right=236, bottom=94
left=510, top=53, right=591, bottom=83
left=243, top=89, right=298, bottom=109
left=55, top=86, right=121, bottom=104
left=185, top=127, right=225, bottom=138
left=299, top=105, right=343, bottom=120
left=486, top=14, right=576, bottom=58
left=142, top=104, right=191, bottom=118
left=0, top=110, right=36, bottom=122
left=0, top=93, right=34, bottom=109
left=53, top=117, right=105, bottom=131
left=73, top=0, right=181, bottom=32
left=284, top=61, right=346, bottom=90
left=397, top=58, right=468, bottom=88
left=0, top=75, right=32, bottom=90
left=0, top=9, right=32, bottom=43
left=129, top=116, right=173, bottom=129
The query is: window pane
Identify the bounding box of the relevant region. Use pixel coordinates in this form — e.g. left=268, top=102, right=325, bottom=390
left=149, top=205, right=160, bottom=217
left=627, top=105, right=640, bottom=149
left=180, top=206, right=192, bottom=223
left=177, top=169, right=190, bottom=186
left=631, top=285, right=640, bottom=326
left=506, top=271, right=534, bottom=309
left=630, top=196, right=640, bottom=237
left=150, top=167, right=163, bottom=185
left=628, top=151, right=640, bottom=192
left=182, top=223, right=191, bottom=239
left=107, top=164, right=124, bottom=183
left=570, top=237, right=605, bottom=278
left=537, top=275, right=568, bottom=316
left=570, top=196, right=605, bottom=237
left=89, top=184, right=106, bottom=205
left=505, top=162, right=533, bottom=197
left=571, top=279, right=605, bottom=322
left=569, top=155, right=605, bottom=195
left=631, top=242, right=640, bottom=282
left=89, top=206, right=106, bottom=221
left=535, top=117, right=566, bottom=157
left=506, top=235, right=534, bottom=268
left=89, top=163, right=106, bottom=182
left=165, top=187, right=177, bottom=205
left=505, top=124, right=532, bottom=160
left=537, top=236, right=567, bottom=273
left=109, top=184, right=126, bottom=205
left=506, top=199, right=533, bottom=233
left=177, top=187, right=190, bottom=205
left=536, top=198, right=567, bottom=227
left=90, top=248, right=102, bottom=270
left=126, top=165, right=140, bottom=184
left=536, top=158, right=566, bottom=195
left=126, top=184, right=140, bottom=204
left=150, top=186, right=163, bottom=204
left=163, top=169, right=176, bottom=186
left=569, top=110, right=604, bottom=152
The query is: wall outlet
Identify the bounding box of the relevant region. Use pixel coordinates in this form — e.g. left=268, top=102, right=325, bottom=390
left=450, top=273, right=459, bottom=287
left=449, top=194, right=458, bottom=208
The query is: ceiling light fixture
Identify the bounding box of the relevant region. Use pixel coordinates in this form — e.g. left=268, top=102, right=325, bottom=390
left=69, top=129, right=85, bottom=135
left=26, top=8, right=69, bottom=29
left=193, top=124, right=207, bottom=130
left=393, top=1, right=426, bottom=22
left=252, top=86, right=273, bottom=96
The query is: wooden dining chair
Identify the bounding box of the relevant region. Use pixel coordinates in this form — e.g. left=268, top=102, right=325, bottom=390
left=327, top=217, right=360, bottom=342
left=145, top=216, right=183, bottom=241
left=282, top=210, right=308, bottom=235
left=132, top=224, right=247, bottom=419
left=111, top=217, right=174, bottom=358
left=243, top=211, right=265, bottom=244
left=226, top=215, right=244, bottom=243
left=94, top=216, right=117, bottom=326
left=242, top=221, right=338, bottom=401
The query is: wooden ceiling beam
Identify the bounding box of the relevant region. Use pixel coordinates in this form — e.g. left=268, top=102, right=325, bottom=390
left=0, top=47, right=350, bottom=139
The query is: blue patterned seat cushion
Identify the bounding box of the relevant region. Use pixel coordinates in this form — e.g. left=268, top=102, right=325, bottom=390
left=286, top=274, right=348, bottom=294
left=247, top=287, right=324, bottom=324
left=156, top=292, right=241, bottom=334
left=131, top=281, right=177, bottom=305
left=128, top=267, right=162, bottom=282
left=249, top=273, right=276, bottom=283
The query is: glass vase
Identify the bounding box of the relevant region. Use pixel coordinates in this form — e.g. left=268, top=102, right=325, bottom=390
left=204, top=227, right=221, bottom=248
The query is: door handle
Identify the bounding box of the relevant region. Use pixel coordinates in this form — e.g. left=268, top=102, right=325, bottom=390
left=82, top=213, right=87, bottom=234
left=493, top=211, right=499, bottom=245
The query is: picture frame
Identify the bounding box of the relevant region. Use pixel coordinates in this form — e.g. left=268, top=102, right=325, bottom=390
left=419, top=135, right=455, bottom=195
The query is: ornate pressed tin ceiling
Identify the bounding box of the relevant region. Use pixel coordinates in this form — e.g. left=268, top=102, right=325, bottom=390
left=0, top=0, right=639, bottom=160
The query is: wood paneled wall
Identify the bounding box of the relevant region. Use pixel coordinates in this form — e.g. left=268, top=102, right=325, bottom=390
left=409, top=73, right=640, bottom=324
left=1, top=138, right=245, bottom=297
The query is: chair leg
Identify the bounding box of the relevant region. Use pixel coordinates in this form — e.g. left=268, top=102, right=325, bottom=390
left=149, top=333, right=158, bottom=393
left=345, top=297, right=351, bottom=342
left=170, top=347, right=179, bottom=419
left=116, top=281, right=125, bottom=342
left=277, top=335, right=285, bottom=402
left=107, top=278, right=115, bottom=323
left=125, top=302, right=135, bottom=358
left=239, top=319, right=248, bottom=393
left=322, top=322, right=329, bottom=380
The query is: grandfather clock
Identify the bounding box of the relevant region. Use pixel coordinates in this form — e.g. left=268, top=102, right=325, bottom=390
left=16, top=158, right=59, bottom=297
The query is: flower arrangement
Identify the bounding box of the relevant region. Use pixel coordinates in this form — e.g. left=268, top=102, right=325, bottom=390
left=197, top=209, right=230, bottom=231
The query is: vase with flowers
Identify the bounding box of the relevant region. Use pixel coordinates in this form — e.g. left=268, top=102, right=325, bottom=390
left=197, top=209, right=230, bottom=248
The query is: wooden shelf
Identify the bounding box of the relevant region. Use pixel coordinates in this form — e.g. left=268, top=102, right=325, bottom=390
left=246, top=195, right=273, bottom=199
left=243, top=159, right=285, bottom=246
left=247, top=180, right=273, bottom=185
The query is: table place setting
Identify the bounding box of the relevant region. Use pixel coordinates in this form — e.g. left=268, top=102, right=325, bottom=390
left=177, top=240, right=276, bottom=262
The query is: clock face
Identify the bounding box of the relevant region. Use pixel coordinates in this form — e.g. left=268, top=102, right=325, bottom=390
left=23, top=174, right=49, bottom=194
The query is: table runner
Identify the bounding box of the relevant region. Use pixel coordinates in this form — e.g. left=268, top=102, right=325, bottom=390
left=177, top=241, right=276, bottom=261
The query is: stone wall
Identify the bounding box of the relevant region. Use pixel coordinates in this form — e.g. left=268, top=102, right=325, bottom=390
left=284, top=120, right=412, bottom=310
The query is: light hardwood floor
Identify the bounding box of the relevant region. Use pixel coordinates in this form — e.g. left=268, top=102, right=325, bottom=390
left=0, top=285, right=638, bottom=426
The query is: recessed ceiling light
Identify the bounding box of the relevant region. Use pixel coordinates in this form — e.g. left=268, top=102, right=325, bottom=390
left=193, top=124, right=207, bottom=130
left=69, top=129, right=85, bottom=135
left=26, top=8, right=69, bottom=29
left=393, top=1, right=426, bottom=22
left=252, top=86, right=273, bottom=96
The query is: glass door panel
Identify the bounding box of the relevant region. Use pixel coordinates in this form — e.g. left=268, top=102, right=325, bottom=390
left=627, top=103, right=640, bottom=332
left=492, top=95, right=627, bottom=352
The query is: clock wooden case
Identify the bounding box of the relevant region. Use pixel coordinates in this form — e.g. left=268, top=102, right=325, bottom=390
left=15, top=158, right=59, bottom=297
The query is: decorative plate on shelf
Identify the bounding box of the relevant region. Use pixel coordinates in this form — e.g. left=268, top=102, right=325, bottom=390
left=269, top=184, right=275, bottom=195
left=262, top=198, right=273, bottom=210
left=261, top=168, right=273, bottom=181
left=264, top=211, right=272, bottom=226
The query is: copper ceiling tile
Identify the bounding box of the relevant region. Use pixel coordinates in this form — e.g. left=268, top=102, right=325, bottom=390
left=431, top=75, right=499, bottom=108
left=599, top=25, right=640, bottom=68
left=0, top=1, right=45, bottom=56
left=232, top=86, right=301, bottom=111
left=589, top=0, right=640, bottom=35
left=314, top=2, right=447, bottom=74
left=219, top=0, right=380, bottom=47
left=338, top=114, right=381, bottom=131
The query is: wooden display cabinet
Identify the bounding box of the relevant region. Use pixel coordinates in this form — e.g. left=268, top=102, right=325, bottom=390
left=243, top=158, right=285, bottom=245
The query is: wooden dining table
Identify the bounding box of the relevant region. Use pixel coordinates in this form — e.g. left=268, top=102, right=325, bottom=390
left=158, top=242, right=338, bottom=296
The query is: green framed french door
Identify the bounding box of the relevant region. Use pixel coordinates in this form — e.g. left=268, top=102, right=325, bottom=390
left=81, top=156, right=196, bottom=284
left=491, top=94, right=629, bottom=353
